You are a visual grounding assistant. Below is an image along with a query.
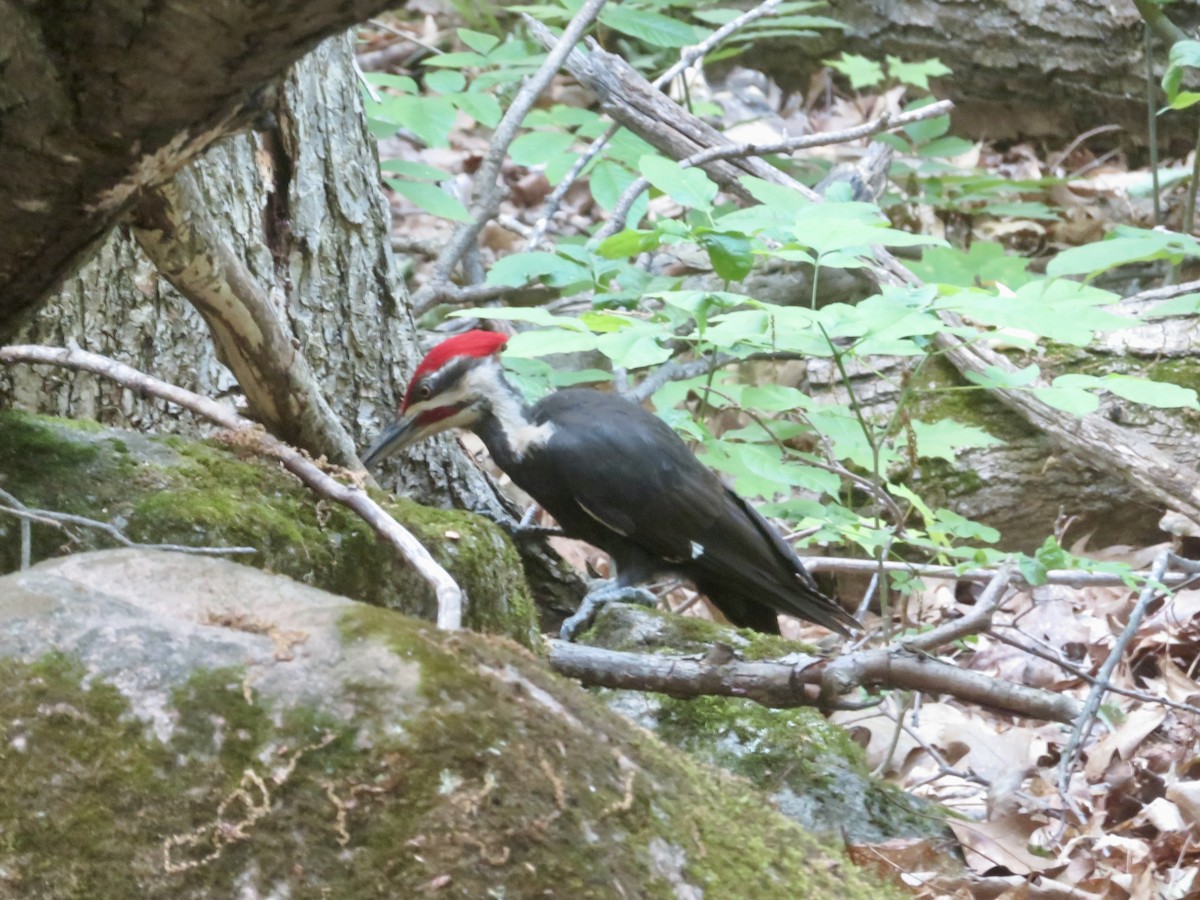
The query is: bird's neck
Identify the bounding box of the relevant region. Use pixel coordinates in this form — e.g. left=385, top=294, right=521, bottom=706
left=468, top=361, right=556, bottom=466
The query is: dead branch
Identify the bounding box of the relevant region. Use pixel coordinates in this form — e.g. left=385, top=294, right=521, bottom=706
left=129, top=169, right=363, bottom=467
left=801, top=555, right=1197, bottom=589
left=547, top=637, right=1082, bottom=723
left=0, top=345, right=464, bottom=630
left=0, top=485, right=257, bottom=564
left=410, top=0, right=610, bottom=311
left=599, top=99, right=955, bottom=238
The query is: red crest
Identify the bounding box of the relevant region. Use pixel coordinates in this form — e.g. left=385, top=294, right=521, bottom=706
left=403, top=330, right=508, bottom=410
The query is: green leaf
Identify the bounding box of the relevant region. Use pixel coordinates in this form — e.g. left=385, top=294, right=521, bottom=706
left=382, top=95, right=457, bottom=148
left=600, top=6, right=701, bottom=47
left=579, top=311, right=634, bottom=333
left=907, top=242, right=1033, bottom=289
left=904, top=113, right=951, bottom=145
left=596, top=329, right=673, bottom=369
left=887, top=56, right=952, bottom=90
left=458, top=28, right=500, bottom=54
left=740, top=384, right=813, bottom=413
left=597, top=229, right=662, bottom=259
left=365, top=73, right=418, bottom=92
left=422, top=51, right=489, bottom=68
left=380, top=160, right=451, bottom=181
left=963, top=364, right=1040, bottom=390
left=509, top=131, right=577, bottom=168
left=639, top=156, right=718, bottom=209
left=452, top=91, right=502, bottom=127
left=696, top=231, right=754, bottom=281
left=1099, top=375, right=1200, bottom=409
left=917, top=136, right=975, bottom=159
left=1144, top=293, right=1200, bottom=318
left=504, top=329, right=599, bottom=357
left=908, top=419, right=1001, bottom=462
left=1046, top=228, right=1200, bottom=278
left=424, top=70, right=466, bottom=94
left=485, top=252, right=591, bottom=287
left=792, top=203, right=943, bottom=255
left=387, top=180, right=472, bottom=222
left=590, top=160, right=634, bottom=211
left=945, top=280, right=1128, bottom=345
left=1030, top=385, right=1100, bottom=415
left=825, top=52, right=884, bottom=90
left=1167, top=91, right=1200, bottom=111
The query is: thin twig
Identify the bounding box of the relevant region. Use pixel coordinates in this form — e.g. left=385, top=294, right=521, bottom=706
left=902, top=564, right=1014, bottom=653
left=597, top=99, right=953, bottom=240
left=0, top=487, right=257, bottom=558
left=410, top=0, right=610, bottom=310
left=1056, top=550, right=1175, bottom=794
left=526, top=0, right=785, bottom=249
left=801, top=554, right=1196, bottom=589
left=0, top=345, right=465, bottom=630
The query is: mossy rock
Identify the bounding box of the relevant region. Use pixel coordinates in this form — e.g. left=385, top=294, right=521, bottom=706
left=584, top=604, right=949, bottom=844
left=0, top=409, right=537, bottom=646
left=0, top=550, right=902, bottom=898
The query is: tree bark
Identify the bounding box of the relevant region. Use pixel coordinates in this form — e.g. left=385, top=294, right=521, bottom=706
left=0, top=31, right=584, bottom=618
left=749, top=0, right=1200, bottom=147
left=0, top=0, right=399, bottom=338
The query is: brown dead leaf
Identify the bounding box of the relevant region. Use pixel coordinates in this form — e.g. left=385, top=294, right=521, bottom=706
left=1165, top=780, right=1200, bottom=826
left=948, top=813, right=1059, bottom=876
left=1083, top=707, right=1167, bottom=781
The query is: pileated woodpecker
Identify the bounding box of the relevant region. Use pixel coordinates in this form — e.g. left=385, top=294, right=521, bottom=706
left=363, top=330, right=857, bottom=638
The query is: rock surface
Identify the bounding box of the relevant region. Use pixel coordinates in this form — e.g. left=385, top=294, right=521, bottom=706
left=0, top=549, right=898, bottom=898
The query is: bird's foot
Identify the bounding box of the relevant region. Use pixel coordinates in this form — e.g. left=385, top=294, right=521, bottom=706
left=559, top=582, right=658, bottom=641
left=497, top=520, right=564, bottom=541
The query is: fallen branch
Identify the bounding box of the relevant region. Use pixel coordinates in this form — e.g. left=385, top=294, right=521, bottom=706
left=800, top=555, right=1197, bottom=589
left=599, top=99, right=954, bottom=238
left=0, top=486, right=257, bottom=563
left=0, top=345, right=464, bottom=630
left=547, top=636, right=1082, bottom=722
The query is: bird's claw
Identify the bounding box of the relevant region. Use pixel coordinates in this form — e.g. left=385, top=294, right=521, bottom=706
left=498, top=520, right=563, bottom=541
left=559, top=583, right=658, bottom=641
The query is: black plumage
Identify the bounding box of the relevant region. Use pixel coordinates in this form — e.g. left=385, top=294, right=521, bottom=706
left=474, top=389, right=855, bottom=636
left=363, top=330, right=857, bottom=637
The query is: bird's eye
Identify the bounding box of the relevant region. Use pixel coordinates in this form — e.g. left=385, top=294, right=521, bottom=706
left=416, top=383, right=432, bottom=401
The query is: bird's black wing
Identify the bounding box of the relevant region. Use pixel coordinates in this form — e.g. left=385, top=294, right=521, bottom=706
left=528, top=391, right=723, bottom=566
left=525, top=391, right=857, bottom=635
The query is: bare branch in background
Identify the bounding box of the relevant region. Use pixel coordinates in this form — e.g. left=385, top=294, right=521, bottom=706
left=598, top=99, right=954, bottom=239
left=526, top=0, right=786, bottom=248
left=410, top=0, right=611, bottom=312
left=0, top=486, right=258, bottom=564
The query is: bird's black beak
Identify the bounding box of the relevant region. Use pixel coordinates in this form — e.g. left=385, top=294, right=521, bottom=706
left=361, top=414, right=420, bottom=468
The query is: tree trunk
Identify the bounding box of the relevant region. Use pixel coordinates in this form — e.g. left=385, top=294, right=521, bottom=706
left=0, top=33, right=583, bottom=618
left=0, top=0, right=400, bottom=333
left=788, top=293, right=1200, bottom=551
left=750, top=0, right=1200, bottom=148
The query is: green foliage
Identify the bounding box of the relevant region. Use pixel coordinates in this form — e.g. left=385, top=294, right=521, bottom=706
left=368, top=5, right=1188, bottom=591
left=1162, top=38, right=1200, bottom=110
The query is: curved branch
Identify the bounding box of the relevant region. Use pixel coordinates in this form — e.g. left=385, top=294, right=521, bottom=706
left=0, top=345, right=464, bottom=630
